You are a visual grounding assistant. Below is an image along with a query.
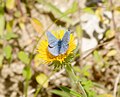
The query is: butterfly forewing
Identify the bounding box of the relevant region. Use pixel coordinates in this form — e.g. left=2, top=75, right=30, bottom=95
left=47, top=31, right=59, bottom=47
left=60, top=31, right=70, bottom=54
left=47, top=31, right=59, bottom=56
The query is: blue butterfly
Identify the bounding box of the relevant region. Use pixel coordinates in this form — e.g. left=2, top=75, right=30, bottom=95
left=47, top=31, right=70, bottom=56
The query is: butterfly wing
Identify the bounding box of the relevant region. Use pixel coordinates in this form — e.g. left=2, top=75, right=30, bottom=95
left=48, top=45, right=59, bottom=56
left=60, top=31, right=70, bottom=54
left=47, top=31, right=59, bottom=47
left=47, top=31, right=59, bottom=56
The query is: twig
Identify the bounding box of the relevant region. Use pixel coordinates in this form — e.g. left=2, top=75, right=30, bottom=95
left=81, top=40, right=112, bottom=59
left=113, top=73, right=120, bottom=97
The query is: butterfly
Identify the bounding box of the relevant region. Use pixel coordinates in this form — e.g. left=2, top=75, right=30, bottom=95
left=47, top=31, right=70, bottom=56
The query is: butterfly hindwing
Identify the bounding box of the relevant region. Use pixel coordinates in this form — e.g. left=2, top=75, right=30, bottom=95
left=60, top=31, right=70, bottom=54
left=48, top=44, right=59, bottom=56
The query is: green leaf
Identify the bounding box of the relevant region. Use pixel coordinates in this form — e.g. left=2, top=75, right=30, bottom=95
left=93, top=50, right=104, bottom=67
left=51, top=90, right=71, bottom=97
left=6, top=21, right=13, bottom=33
left=105, top=30, right=115, bottom=39
left=0, top=6, right=5, bottom=36
left=5, top=32, right=18, bottom=40
left=60, top=86, right=81, bottom=97
left=74, top=65, right=91, bottom=77
left=37, top=0, right=73, bottom=24
left=73, top=66, right=81, bottom=72
left=83, top=7, right=94, bottom=14
left=81, top=78, right=96, bottom=97
left=36, top=73, right=48, bottom=88
left=3, top=45, right=12, bottom=59
left=6, top=0, right=15, bottom=10
left=82, top=65, right=91, bottom=77
left=93, top=50, right=102, bottom=62
left=5, top=20, right=17, bottom=40
left=23, top=66, right=32, bottom=80
left=81, top=78, right=93, bottom=89
left=18, top=51, right=30, bottom=64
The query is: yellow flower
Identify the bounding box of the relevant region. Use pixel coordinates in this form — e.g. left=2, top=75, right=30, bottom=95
left=37, top=30, right=76, bottom=64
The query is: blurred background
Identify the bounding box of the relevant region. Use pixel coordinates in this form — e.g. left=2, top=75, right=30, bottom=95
left=0, top=0, right=120, bottom=97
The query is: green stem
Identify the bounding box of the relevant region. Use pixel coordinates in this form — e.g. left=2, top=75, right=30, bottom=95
left=65, top=64, right=87, bottom=97
left=65, top=64, right=76, bottom=82
left=34, top=85, right=42, bottom=97
left=24, top=79, right=29, bottom=97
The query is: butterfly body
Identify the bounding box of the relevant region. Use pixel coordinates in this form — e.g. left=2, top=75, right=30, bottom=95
left=47, top=31, right=70, bottom=56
